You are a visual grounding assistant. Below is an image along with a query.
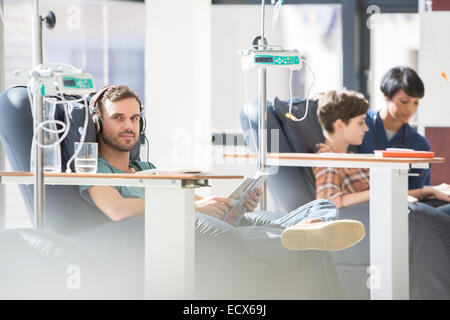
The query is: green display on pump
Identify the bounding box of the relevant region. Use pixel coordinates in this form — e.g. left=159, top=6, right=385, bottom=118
left=254, top=55, right=299, bottom=65
left=62, top=77, right=94, bottom=89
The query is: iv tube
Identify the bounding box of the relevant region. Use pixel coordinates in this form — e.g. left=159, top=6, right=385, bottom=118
left=285, top=58, right=316, bottom=122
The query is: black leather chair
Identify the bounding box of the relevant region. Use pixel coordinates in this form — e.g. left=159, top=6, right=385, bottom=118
left=240, top=97, right=450, bottom=299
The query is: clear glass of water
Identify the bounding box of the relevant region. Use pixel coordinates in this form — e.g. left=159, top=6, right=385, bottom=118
left=74, top=142, right=98, bottom=173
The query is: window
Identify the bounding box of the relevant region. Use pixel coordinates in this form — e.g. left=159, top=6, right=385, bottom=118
left=1, top=0, right=145, bottom=227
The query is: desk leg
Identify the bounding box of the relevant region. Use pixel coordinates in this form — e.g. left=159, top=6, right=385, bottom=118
left=369, top=168, right=409, bottom=300
left=145, top=186, right=195, bottom=299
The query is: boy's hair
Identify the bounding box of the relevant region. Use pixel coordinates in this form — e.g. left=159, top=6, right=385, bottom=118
left=317, top=90, right=369, bottom=134
left=380, top=66, right=424, bottom=100
left=96, top=85, right=142, bottom=116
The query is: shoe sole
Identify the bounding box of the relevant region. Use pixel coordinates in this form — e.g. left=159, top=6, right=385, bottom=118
left=281, top=219, right=366, bottom=251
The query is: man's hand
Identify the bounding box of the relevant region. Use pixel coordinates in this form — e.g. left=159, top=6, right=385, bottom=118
left=244, top=188, right=263, bottom=212
left=195, top=196, right=231, bottom=219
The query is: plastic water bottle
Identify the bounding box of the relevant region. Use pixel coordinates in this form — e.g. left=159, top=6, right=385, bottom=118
left=30, top=99, right=62, bottom=173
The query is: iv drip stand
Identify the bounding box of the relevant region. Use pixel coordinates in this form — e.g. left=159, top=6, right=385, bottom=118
left=258, top=0, right=268, bottom=210
left=32, top=0, right=45, bottom=229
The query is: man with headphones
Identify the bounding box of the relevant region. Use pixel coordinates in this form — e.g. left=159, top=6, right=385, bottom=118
left=79, top=85, right=155, bottom=219
left=82, top=84, right=260, bottom=221
left=79, top=84, right=366, bottom=299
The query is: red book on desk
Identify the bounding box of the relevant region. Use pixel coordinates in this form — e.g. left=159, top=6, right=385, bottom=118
left=374, top=149, right=435, bottom=158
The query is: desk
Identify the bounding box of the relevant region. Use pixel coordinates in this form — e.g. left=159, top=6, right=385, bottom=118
left=0, top=171, right=243, bottom=299
left=225, top=152, right=445, bottom=300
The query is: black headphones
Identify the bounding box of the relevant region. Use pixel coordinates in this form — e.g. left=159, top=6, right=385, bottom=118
left=89, top=85, right=147, bottom=135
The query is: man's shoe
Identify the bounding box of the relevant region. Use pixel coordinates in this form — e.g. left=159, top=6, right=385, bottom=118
left=281, top=219, right=365, bottom=251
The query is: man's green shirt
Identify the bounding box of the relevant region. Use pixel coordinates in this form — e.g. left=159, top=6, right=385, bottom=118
left=79, top=155, right=156, bottom=208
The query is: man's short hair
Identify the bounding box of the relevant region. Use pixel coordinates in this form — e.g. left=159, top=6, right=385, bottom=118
left=380, top=66, right=425, bottom=100
left=96, top=85, right=142, bottom=116
left=317, top=90, right=369, bottom=134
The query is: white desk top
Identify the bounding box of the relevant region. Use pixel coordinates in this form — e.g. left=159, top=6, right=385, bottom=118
left=224, top=152, right=445, bottom=169
left=0, top=171, right=244, bottom=187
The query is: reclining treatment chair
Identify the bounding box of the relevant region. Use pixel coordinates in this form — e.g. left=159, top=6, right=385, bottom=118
left=240, top=97, right=450, bottom=299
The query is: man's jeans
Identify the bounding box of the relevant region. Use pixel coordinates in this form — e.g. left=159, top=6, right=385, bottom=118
left=437, top=203, right=450, bottom=215
left=244, top=198, right=339, bottom=228
left=194, top=199, right=343, bottom=299
left=195, top=199, right=339, bottom=237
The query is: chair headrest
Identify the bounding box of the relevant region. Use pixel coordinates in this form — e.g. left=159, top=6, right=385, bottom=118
left=272, top=97, right=325, bottom=153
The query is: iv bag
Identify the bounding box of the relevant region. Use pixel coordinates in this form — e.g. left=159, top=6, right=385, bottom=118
left=30, top=98, right=62, bottom=173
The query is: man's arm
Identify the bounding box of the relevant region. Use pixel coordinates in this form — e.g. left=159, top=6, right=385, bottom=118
left=88, top=187, right=261, bottom=222
left=87, top=186, right=145, bottom=221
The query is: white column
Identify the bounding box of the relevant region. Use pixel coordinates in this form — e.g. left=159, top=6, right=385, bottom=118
left=0, top=145, right=4, bottom=229
left=145, top=0, right=212, bottom=171
left=418, top=0, right=450, bottom=133
left=0, top=0, right=5, bottom=228
left=369, top=168, right=409, bottom=300
left=145, top=186, right=195, bottom=299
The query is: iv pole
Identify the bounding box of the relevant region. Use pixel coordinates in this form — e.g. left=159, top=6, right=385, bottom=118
left=32, top=0, right=45, bottom=229
left=31, top=0, right=55, bottom=229
left=258, top=0, right=268, bottom=210
left=245, top=1, right=300, bottom=210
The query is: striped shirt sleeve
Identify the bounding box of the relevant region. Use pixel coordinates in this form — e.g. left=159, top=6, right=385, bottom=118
left=313, top=166, right=344, bottom=208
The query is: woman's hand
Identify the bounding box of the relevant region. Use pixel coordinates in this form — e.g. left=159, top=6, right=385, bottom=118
left=315, top=143, right=333, bottom=153
left=422, top=187, right=450, bottom=203
left=195, top=196, right=231, bottom=219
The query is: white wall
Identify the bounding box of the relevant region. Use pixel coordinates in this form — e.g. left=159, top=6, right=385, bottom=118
left=0, top=0, right=5, bottom=228
left=145, top=0, right=212, bottom=173
left=282, top=5, right=342, bottom=95
left=211, top=5, right=289, bottom=133
left=419, top=7, right=450, bottom=130
left=211, top=4, right=342, bottom=133
left=369, top=14, right=420, bottom=112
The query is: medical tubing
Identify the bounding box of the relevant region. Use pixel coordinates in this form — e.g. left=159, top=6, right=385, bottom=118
left=64, top=97, right=90, bottom=173
left=30, top=94, right=70, bottom=173
left=32, top=93, right=86, bottom=149
left=43, top=62, right=80, bottom=73
left=29, top=88, right=90, bottom=173
left=289, top=68, right=293, bottom=112
left=261, top=0, right=265, bottom=42
left=0, top=5, right=30, bottom=43
left=30, top=96, right=71, bottom=149
left=271, top=0, right=283, bottom=29
left=242, top=69, right=258, bottom=152
left=26, top=62, right=92, bottom=172
left=27, top=85, right=36, bottom=121
left=144, top=134, right=150, bottom=163
left=287, top=58, right=316, bottom=122
left=50, top=95, right=89, bottom=105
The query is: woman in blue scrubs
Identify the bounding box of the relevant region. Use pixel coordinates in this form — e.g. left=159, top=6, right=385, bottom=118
left=358, top=66, right=450, bottom=214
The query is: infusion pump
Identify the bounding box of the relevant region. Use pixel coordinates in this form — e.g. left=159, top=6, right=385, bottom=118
left=240, top=47, right=303, bottom=71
